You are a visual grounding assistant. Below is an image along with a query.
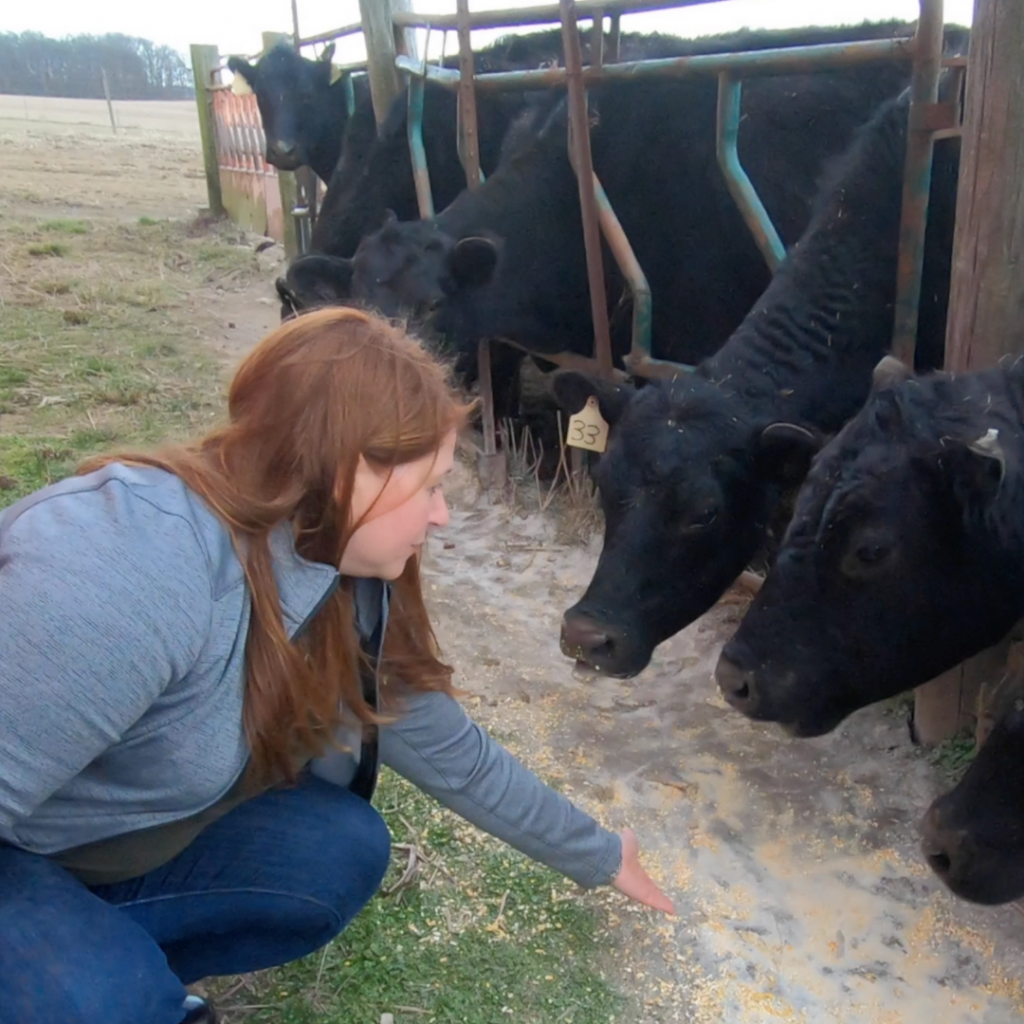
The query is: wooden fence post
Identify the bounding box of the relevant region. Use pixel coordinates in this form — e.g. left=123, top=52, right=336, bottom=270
left=190, top=44, right=224, bottom=217
left=913, top=0, right=1024, bottom=744
left=359, top=0, right=416, bottom=128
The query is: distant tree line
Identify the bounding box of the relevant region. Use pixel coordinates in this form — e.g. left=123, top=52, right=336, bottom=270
left=0, top=32, right=194, bottom=100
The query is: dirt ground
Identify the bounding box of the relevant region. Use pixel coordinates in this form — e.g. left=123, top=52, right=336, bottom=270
left=3, top=96, right=1023, bottom=1023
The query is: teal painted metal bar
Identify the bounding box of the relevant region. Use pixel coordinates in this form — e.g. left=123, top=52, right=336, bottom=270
left=589, top=172, right=659, bottom=372
left=406, top=74, right=435, bottom=217
left=343, top=72, right=356, bottom=117
left=561, top=0, right=613, bottom=377
left=716, top=73, right=786, bottom=273
left=892, top=0, right=945, bottom=367
left=396, top=37, right=914, bottom=92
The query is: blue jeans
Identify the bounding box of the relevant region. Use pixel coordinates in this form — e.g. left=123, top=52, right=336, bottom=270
left=0, top=774, right=391, bottom=1024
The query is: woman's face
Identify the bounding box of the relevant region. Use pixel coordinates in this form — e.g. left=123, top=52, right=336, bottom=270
left=339, top=430, right=456, bottom=580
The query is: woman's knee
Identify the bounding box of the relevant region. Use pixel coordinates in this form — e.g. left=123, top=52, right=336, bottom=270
left=306, top=788, right=392, bottom=918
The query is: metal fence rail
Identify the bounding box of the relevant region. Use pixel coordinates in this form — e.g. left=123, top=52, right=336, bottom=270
left=396, top=0, right=956, bottom=385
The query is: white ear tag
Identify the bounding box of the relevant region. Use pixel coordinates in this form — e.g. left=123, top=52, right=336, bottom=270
left=565, top=396, right=609, bottom=454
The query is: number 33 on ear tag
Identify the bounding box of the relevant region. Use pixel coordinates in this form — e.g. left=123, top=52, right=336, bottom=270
left=565, top=396, right=609, bottom=453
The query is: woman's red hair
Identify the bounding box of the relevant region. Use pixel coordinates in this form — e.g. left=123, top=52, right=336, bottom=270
left=81, top=307, right=473, bottom=784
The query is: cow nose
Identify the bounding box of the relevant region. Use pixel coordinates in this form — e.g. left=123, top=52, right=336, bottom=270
left=919, top=804, right=958, bottom=878
left=271, top=139, right=296, bottom=156
left=560, top=614, right=614, bottom=664
left=715, top=652, right=760, bottom=714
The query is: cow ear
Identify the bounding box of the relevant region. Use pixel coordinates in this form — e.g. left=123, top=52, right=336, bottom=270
left=282, top=254, right=355, bottom=308
left=320, top=42, right=336, bottom=64
left=944, top=428, right=1006, bottom=509
left=756, top=422, right=822, bottom=482
left=227, top=56, right=257, bottom=91
left=872, top=354, right=913, bottom=391
left=552, top=370, right=633, bottom=427
left=448, top=236, right=499, bottom=292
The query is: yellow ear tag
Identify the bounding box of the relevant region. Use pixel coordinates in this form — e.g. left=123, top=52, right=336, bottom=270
left=565, top=396, right=609, bottom=454
left=231, top=73, right=253, bottom=96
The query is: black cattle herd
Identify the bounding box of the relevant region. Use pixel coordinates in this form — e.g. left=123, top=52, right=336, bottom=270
left=232, top=19, right=1024, bottom=909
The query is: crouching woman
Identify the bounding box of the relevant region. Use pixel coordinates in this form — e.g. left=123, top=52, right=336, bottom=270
left=0, top=308, right=672, bottom=1024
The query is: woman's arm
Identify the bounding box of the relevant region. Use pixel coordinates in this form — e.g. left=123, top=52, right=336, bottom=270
left=378, top=688, right=621, bottom=888
left=0, top=479, right=213, bottom=834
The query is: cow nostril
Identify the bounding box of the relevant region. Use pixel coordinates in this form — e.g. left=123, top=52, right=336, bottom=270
left=560, top=618, right=618, bottom=663
left=715, top=652, right=758, bottom=712
left=927, top=851, right=952, bottom=875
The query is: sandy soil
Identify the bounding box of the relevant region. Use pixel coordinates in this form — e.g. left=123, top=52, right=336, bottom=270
left=2, top=98, right=1022, bottom=1023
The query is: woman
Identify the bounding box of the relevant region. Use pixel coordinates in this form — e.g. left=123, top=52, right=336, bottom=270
left=0, top=308, right=672, bottom=1024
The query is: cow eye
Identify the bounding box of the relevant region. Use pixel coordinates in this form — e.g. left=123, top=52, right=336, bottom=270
left=682, top=508, right=717, bottom=533
left=854, top=542, right=889, bottom=566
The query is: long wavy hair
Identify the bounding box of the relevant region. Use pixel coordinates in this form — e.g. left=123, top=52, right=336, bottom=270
left=80, top=307, right=474, bottom=784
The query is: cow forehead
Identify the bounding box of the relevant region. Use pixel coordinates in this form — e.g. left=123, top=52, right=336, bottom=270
left=800, top=443, right=917, bottom=539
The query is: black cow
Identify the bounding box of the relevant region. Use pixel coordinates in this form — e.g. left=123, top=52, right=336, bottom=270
left=285, top=23, right=967, bottom=374
left=228, top=43, right=368, bottom=183
left=715, top=355, right=1024, bottom=737
left=305, top=28, right=587, bottom=263
left=920, top=687, right=1024, bottom=906
left=551, top=80, right=962, bottom=678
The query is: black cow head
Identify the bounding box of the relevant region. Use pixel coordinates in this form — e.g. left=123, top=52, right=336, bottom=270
left=276, top=253, right=354, bottom=320
left=921, top=693, right=1024, bottom=905
left=553, top=369, right=821, bottom=678
left=228, top=43, right=338, bottom=177
left=348, top=218, right=500, bottom=351
left=716, top=359, right=1022, bottom=737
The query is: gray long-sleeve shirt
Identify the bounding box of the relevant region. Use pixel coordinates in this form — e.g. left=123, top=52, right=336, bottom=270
left=0, top=463, right=620, bottom=888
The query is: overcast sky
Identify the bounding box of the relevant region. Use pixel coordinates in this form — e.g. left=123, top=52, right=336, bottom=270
left=3, top=1, right=975, bottom=63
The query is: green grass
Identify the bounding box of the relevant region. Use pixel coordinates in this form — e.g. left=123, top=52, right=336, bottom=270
left=138, top=215, right=160, bottom=227
left=27, top=241, right=69, bottom=257
left=927, top=733, right=978, bottom=782
left=42, top=218, right=91, bottom=234
left=0, top=216, right=238, bottom=507
left=211, top=769, right=621, bottom=1024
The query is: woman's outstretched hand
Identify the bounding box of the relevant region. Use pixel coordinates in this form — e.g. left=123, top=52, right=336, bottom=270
left=612, top=828, right=675, bottom=915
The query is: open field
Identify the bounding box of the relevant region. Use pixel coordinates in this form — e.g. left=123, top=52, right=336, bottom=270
left=0, top=94, right=199, bottom=139
left=1, top=106, right=1022, bottom=1024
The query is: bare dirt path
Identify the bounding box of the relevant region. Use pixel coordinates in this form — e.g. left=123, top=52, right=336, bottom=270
left=424, top=488, right=1024, bottom=1022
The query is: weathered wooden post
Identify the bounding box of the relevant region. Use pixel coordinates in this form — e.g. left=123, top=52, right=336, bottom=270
left=359, top=0, right=416, bottom=129
left=100, top=68, right=117, bottom=135
left=190, top=44, right=224, bottom=217
left=912, top=0, right=1024, bottom=744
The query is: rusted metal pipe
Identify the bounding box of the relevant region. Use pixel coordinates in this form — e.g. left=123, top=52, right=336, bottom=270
left=394, top=0, right=719, bottom=32
left=590, top=10, right=605, bottom=69
left=454, top=1, right=500, bottom=486
left=296, top=22, right=365, bottom=50
left=561, top=0, right=614, bottom=379
left=607, top=13, right=621, bottom=63
left=585, top=171, right=658, bottom=371
left=456, top=0, right=484, bottom=188
left=395, top=37, right=914, bottom=92
left=716, top=73, right=786, bottom=272
left=477, top=338, right=498, bottom=459
left=891, top=0, right=945, bottom=367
